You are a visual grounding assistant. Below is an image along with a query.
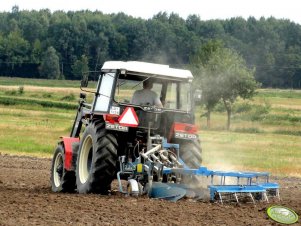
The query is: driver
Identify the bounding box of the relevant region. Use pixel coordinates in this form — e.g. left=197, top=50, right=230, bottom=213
left=131, top=79, right=163, bottom=108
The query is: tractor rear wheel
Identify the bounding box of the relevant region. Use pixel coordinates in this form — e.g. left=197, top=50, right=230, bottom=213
left=50, top=145, right=76, bottom=192
left=177, top=140, right=203, bottom=187
left=76, top=120, right=118, bottom=194
left=179, top=140, right=202, bottom=168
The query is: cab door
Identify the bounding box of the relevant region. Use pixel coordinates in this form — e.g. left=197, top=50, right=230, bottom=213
left=93, top=72, right=117, bottom=113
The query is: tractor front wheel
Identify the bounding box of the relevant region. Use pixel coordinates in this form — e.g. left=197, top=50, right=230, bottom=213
left=76, top=120, right=118, bottom=194
left=50, top=145, right=76, bottom=192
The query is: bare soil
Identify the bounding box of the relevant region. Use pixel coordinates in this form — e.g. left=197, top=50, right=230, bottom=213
left=0, top=154, right=300, bottom=226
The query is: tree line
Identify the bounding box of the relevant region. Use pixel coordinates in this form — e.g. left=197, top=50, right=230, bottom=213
left=0, top=6, right=301, bottom=88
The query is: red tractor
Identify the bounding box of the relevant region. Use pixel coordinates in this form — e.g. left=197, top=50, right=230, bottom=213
left=50, top=61, right=202, bottom=195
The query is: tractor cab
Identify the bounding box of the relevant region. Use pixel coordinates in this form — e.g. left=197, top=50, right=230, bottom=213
left=89, top=61, right=197, bottom=140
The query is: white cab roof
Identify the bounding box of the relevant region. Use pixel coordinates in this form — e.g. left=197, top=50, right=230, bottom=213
left=102, top=61, right=193, bottom=81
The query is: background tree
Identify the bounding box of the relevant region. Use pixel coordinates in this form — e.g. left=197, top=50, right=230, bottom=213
left=196, top=74, right=221, bottom=128
left=72, top=55, right=89, bottom=80
left=40, top=46, right=61, bottom=79
left=0, top=8, right=301, bottom=88
left=2, top=31, right=29, bottom=71
left=205, top=48, right=258, bottom=130
left=189, top=40, right=224, bottom=128
left=190, top=39, right=223, bottom=65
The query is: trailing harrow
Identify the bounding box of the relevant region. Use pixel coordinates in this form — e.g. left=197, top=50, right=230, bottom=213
left=117, top=139, right=280, bottom=204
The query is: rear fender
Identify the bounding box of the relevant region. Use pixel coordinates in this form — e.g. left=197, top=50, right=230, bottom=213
left=168, top=122, right=198, bottom=142
left=61, top=137, right=80, bottom=171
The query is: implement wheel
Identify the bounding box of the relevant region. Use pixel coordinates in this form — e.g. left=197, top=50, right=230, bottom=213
left=76, top=120, right=118, bottom=194
left=50, top=145, right=76, bottom=192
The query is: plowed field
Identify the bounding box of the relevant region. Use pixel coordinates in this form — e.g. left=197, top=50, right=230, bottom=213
left=0, top=154, right=300, bottom=225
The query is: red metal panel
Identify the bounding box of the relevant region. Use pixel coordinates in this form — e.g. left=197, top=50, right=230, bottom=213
left=62, top=137, right=80, bottom=170
left=172, top=122, right=198, bottom=133
left=104, top=114, right=119, bottom=123
left=168, top=122, right=198, bottom=141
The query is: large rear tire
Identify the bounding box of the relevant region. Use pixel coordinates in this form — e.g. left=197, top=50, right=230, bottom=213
left=76, top=120, right=118, bottom=194
left=177, top=139, right=203, bottom=187
left=179, top=139, right=202, bottom=168
left=50, top=145, right=76, bottom=192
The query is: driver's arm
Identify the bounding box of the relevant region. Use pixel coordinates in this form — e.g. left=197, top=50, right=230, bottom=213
left=154, top=97, right=163, bottom=108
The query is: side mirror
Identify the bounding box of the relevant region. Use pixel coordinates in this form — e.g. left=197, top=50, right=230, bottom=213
left=80, top=92, right=86, bottom=99
left=81, top=76, right=88, bottom=88
left=194, top=89, right=202, bottom=102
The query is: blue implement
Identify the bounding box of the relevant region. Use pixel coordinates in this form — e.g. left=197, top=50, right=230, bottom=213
left=208, top=185, right=267, bottom=203
left=149, top=182, right=186, bottom=202
left=161, top=166, right=280, bottom=203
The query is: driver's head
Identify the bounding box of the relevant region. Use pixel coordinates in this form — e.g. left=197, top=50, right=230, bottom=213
left=143, top=79, right=154, bottom=89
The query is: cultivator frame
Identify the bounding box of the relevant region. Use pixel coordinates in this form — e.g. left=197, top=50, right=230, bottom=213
left=117, top=137, right=280, bottom=204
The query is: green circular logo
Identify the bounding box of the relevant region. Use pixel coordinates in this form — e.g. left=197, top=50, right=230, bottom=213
left=267, top=206, right=299, bottom=224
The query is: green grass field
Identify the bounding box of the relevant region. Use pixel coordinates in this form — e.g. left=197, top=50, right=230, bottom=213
left=0, top=77, right=79, bottom=87
left=0, top=77, right=300, bottom=177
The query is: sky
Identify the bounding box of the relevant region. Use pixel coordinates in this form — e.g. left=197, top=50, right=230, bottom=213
left=1, top=0, right=300, bottom=24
